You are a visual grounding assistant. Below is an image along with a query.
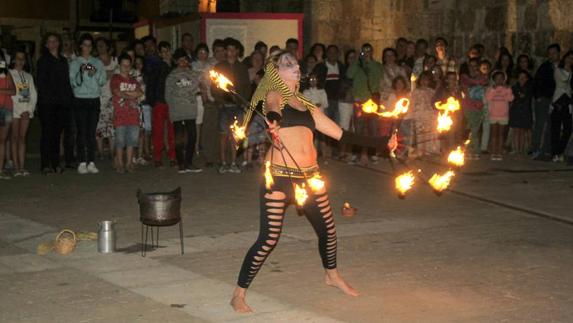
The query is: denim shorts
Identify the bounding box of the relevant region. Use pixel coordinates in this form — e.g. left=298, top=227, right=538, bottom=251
left=0, top=107, right=13, bottom=127
left=115, top=125, right=139, bottom=148
left=218, top=105, right=244, bottom=134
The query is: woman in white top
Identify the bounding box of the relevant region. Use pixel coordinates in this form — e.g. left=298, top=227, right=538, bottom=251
left=551, top=50, right=573, bottom=162
left=303, top=73, right=330, bottom=158
left=95, top=37, right=118, bottom=160
left=9, top=50, right=37, bottom=176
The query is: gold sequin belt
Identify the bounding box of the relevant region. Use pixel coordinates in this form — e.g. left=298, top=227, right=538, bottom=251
left=270, top=164, right=319, bottom=179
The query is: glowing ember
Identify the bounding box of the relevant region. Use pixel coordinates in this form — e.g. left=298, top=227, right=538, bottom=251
left=295, top=184, right=308, bottom=206
left=428, top=170, right=455, bottom=192
left=230, top=119, right=246, bottom=141
left=209, top=70, right=234, bottom=92
left=434, top=97, right=461, bottom=112
left=307, top=173, right=325, bottom=193
left=447, top=146, right=465, bottom=167
left=464, top=139, right=471, bottom=146
left=361, top=99, right=379, bottom=114
left=395, top=171, right=415, bottom=196
left=343, top=202, right=351, bottom=208
left=436, top=111, right=454, bottom=133
left=264, top=161, right=274, bottom=190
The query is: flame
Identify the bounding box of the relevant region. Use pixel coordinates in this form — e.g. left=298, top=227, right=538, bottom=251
left=395, top=171, right=415, bottom=196
left=209, top=70, right=234, bottom=92
left=464, top=139, right=471, bottom=146
left=410, top=74, right=417, bottom=83
left=362, top=98, right=409, bottom=119
left=295, top=184, right=308, bottom=206
left=307, top=173, right=325, bottom=193
left=428, top=170, right=455, bottom=192
left=343, top=202, right=351, bottom=208
left=264, top=161, right=274, bottom=190
left=434, top=97, right=460, bottom=112
left=436, top=111, right=454, bottom=133
left=230, top=119, right=246, bottom=141
left=361, top=99, right=379, bottom=114
left=447, top=146, right=465, bottom=167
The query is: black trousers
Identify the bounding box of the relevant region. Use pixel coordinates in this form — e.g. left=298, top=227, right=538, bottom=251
left=62, top=107, right=76, bottom=165
left=237, top=176, right=337, bottom=288
left=550, top=106, right=572, bottom=156
left=74, top=98, right=100, bottom=163
left=39, top=103, right=70, bottom=170
left=173, top=119, right=197, bottom=168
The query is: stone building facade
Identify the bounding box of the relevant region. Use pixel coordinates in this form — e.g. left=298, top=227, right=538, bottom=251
left=306, top=0, right=573, bottom=61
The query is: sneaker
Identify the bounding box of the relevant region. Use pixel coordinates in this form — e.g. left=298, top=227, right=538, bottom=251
left=370, top=156, right=379, bottom=164
left=177, top=166, right=189, bottom=174
left=347, top=155, right=358, bottom=165
left=21, top=169, right=31, bottom=176
left=87, top=162, right=99, bottom=174
left=14, top=170, right=23, bottom=177
left=186, top=165, right=203, bottom=173
left=0, top=171, right=11, bottom=180
left=218, top=164, right=229, bottom=174
left=552, top=155, right=564, bottom=162
left=78, top=162, right=88, bottom=175
left=136, top=157, right=148, bottom=166
left=229, top=163, right=242, bottom=173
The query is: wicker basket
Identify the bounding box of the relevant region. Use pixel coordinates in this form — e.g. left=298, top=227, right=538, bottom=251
left=54, top=229, right=77, bottom=255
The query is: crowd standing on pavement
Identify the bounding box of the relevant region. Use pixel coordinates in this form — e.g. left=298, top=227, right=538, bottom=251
left=0, top=32, right=572, bottom=179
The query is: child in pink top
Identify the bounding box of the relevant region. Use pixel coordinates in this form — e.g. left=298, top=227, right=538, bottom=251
left=485, top=71, right=514, bottom=160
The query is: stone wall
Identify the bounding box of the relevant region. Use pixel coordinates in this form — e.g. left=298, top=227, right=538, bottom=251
left=307, top=0, right=573, bottom=61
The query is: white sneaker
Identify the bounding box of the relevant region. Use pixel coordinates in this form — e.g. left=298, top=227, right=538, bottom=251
left=78, top=162, right=88, bottom=175
left=87, top=162, right=99, bottom=174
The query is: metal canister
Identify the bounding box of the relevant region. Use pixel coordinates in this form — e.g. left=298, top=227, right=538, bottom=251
left=98, top=220, right=116, bottom=253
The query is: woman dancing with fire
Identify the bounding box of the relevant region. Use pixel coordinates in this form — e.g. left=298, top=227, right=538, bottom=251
left=230, top=50, right=395, bottom=313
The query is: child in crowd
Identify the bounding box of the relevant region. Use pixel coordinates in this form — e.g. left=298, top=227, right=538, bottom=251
left=9, top=50, right=37, bottom=176
left=479, top=59, right=493, bottom=154
left=110, top=54, right=143, bottom=173
left=386, top=76, right=411, bottom=157
left=303, top=73, right=330, bottom=159
left=461, top=57, right=488, bottom=160
left=0, top=51, right=16, bottom=179
left=509, top=70, right=534, bottom=157
left=485, top=70, right=514, bottom=161
left=133, top=55, right=151, bottom=165
left=433, top=71, right=463, bottom=153
left=165, top=48, right=204, bottom=174
left=410, top=71, right=438, bottom=158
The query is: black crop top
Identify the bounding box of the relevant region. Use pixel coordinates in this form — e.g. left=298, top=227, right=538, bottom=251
left=280, top=105, right=315, bottom=131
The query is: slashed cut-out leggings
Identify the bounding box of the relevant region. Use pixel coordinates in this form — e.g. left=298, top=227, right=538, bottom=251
left=237, top=176, right=337, bottom=288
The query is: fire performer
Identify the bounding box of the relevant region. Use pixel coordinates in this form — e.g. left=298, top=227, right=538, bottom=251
left=231, top=51, right=396, bottom=313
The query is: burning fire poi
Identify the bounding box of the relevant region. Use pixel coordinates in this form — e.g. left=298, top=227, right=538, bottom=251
left=395, top=171, right=415, bottom=196
left=428, top=170, right=455, bottom=192
left=230, top=119, right=246, bottom=141
left=434, top=97, right=460, bottom=133
left=209, top=70, right=234, bottom=92
left=307, top=173, right=325, bottom=193
left=295, top=184, right=308, bottom=206
left=361, top=98, right=410, bottom=118
left=264, top=161, right=274, bottom=190
left=447, top=146, right=465, bottom=167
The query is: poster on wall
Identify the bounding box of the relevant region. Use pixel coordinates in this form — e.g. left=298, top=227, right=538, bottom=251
left=201, top=13, right=303, bottom=58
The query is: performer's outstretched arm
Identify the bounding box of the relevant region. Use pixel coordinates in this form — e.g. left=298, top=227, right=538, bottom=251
left=312, top=108, right=397, bottom=156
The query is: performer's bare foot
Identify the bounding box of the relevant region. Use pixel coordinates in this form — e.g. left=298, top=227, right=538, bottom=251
left=230, top=287, right=253, bottom=313
left=325, top=269, right=360, bottom=296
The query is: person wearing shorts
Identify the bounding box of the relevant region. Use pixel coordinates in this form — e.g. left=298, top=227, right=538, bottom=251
left=485, top=71, right=514, bottom=161
left=0, top=54, right=16, bottom=179
left=111, top=54, right=143, bottom=173
left=212, top=38, right=251, bottom=174
left=9, top=50, right=37, bottom=176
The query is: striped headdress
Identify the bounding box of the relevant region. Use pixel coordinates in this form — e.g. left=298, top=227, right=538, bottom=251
left=243, top=59, right=316, bottom=127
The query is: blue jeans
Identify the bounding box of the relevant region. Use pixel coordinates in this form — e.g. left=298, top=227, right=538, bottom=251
left=115, top=125, right=140, bottom=149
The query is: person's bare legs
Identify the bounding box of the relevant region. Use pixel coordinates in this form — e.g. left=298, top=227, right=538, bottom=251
left=17, top=115, right=30, bottom=170
left=325, top=268, right=360, bottom=296
left=126, top=147, right=135, bottom=172
left=0, top=124, right=11, bottom=171
left=231, top=287, right=252, bottom=313
left=115, top=147, right=124, bottom=173
left=10, top=118, right=21, bottom=170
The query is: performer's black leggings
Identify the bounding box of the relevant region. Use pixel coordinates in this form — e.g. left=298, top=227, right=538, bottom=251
left=237, top=176, right=337, bottom=288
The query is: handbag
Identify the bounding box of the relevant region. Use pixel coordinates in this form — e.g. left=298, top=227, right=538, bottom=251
left=553, top=93, right=572, bottom=112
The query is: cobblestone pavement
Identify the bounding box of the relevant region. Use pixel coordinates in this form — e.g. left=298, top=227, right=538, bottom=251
left=0, top=156, right=572, bottom=322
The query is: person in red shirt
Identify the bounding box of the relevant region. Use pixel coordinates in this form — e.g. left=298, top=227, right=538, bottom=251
left=111, top=54, right=143, bottom=173
left=0, top=52, right=16, bottom=179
